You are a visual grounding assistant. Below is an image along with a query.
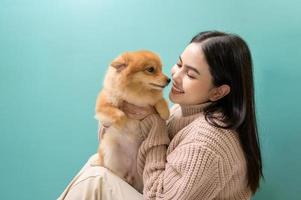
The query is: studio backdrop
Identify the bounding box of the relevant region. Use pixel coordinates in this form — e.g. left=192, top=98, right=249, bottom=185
left=0, top=0, right=300, bottom=199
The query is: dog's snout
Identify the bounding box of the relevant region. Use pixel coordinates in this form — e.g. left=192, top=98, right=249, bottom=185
left=166, top=78, right=171, bottom=85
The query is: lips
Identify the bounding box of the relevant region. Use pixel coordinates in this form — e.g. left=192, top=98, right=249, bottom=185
left=171, top=83, right=184, bottom=94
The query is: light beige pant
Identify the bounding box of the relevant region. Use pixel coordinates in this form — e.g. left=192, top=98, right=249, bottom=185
left=58, top=154, right=143, bottom=200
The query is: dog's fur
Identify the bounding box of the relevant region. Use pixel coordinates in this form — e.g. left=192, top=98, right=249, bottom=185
left=94, top=50, right=170, bottom=192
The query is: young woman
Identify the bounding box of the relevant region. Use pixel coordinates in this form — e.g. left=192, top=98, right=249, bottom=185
left=58, top=31, right=263, bottom=200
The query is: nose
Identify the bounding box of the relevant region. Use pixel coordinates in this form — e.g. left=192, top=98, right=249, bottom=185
left=171, top=66, right=183, bottom=85
left=167, top=78, right=171, bottom=84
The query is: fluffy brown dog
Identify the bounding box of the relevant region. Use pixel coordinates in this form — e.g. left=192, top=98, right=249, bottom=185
left=94, top=50, right=170, bottom=192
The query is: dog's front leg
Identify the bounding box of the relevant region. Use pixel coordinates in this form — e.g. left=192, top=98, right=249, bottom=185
left=95, top=91, right=127, bottom=129
left=154, top=98, right=170, bottom=120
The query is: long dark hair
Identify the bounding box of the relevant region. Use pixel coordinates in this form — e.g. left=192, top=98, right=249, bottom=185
left=190, top=31, right=263, bottom=194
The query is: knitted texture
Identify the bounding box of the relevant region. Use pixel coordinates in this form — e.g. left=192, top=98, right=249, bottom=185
left=137, top=102, right=252, bottom=200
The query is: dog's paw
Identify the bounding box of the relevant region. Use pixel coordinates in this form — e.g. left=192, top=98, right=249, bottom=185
left=94, top=112, right=112, bottom=123
left=113, top=111, right=128, bottom=129
left=155, top=99, right=170, bottom=120
left=158, top=108, right=170, bottom=120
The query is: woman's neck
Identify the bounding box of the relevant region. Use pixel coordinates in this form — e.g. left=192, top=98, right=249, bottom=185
left=179, top=101, right=212, bottom=117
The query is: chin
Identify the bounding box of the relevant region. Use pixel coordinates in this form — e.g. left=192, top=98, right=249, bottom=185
left=169, top=91, right=183, bottom=104
left=169, top=91, right=204, bottom=105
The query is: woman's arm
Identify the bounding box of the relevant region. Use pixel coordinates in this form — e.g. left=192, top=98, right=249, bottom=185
left=137, top=114, right=223, bottom=200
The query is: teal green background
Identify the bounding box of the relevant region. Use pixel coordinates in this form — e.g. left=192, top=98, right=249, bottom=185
left=1, top=0, right=300, bottom=199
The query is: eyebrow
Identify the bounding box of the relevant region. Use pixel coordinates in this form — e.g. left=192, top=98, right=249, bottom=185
left=179, top=56, right=200, bottom=75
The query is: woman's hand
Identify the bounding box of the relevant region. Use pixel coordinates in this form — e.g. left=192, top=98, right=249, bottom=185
left=121, top=101, right=158, bottom=120
left=98, top=101, right=157, bottom=140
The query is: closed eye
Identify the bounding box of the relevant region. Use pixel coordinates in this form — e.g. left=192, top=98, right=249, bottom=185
left=186, top=72, right=196, bottom=79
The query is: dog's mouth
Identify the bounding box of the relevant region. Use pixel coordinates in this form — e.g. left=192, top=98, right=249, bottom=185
left=149, top=83, right=166, bottom=90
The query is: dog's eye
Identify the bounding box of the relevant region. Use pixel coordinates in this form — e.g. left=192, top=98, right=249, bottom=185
left=146, top=66, right=155, bottom=73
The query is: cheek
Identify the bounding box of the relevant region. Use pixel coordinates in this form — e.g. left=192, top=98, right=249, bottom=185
left=182, top=77, right=196, bottom=91
left=131, top=72, right=147, bottom=83
left=183, top=79, right=208, bottom=97
left=171, top=65, right=177, bottom=76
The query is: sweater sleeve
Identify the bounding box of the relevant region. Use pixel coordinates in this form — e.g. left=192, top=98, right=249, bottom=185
left=137, top=114, right=222, bottom=200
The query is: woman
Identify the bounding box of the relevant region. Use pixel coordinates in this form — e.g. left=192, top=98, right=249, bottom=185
left=58, top=31, right=263, bottom=200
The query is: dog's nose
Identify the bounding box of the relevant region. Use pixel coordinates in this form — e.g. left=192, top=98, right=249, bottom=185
left=167, top=78, right=171, bottom=84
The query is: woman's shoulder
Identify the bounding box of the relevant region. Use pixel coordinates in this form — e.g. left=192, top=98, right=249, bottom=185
left=188, top=114, right=244, bottom=160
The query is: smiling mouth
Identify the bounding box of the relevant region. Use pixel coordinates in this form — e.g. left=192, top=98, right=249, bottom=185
left=172, top=84, right=185, bottom=94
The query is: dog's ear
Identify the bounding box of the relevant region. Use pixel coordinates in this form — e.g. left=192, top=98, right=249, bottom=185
left=111, top=53, right=129, bottom=72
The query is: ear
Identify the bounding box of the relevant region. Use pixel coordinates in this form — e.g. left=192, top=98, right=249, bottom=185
left=208, top=84, right=231, bottom=101
left=111, top=53, right=128, bottom=72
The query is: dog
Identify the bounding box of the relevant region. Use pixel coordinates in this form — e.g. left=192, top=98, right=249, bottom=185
left=94, top=50, right=170, bottom=192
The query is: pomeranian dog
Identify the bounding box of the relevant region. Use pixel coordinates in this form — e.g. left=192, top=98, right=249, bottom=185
left=94, top=50, right=170, bottom=192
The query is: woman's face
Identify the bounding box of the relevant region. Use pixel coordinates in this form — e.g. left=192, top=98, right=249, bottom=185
left=169, top=43, right=216, bottom=105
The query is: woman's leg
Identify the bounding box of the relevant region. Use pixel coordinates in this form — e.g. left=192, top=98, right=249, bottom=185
left=57, top=154, right=143, bottom=200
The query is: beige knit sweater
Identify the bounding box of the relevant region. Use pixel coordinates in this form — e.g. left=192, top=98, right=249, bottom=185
left=137, top=102, right=252, bottom=200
